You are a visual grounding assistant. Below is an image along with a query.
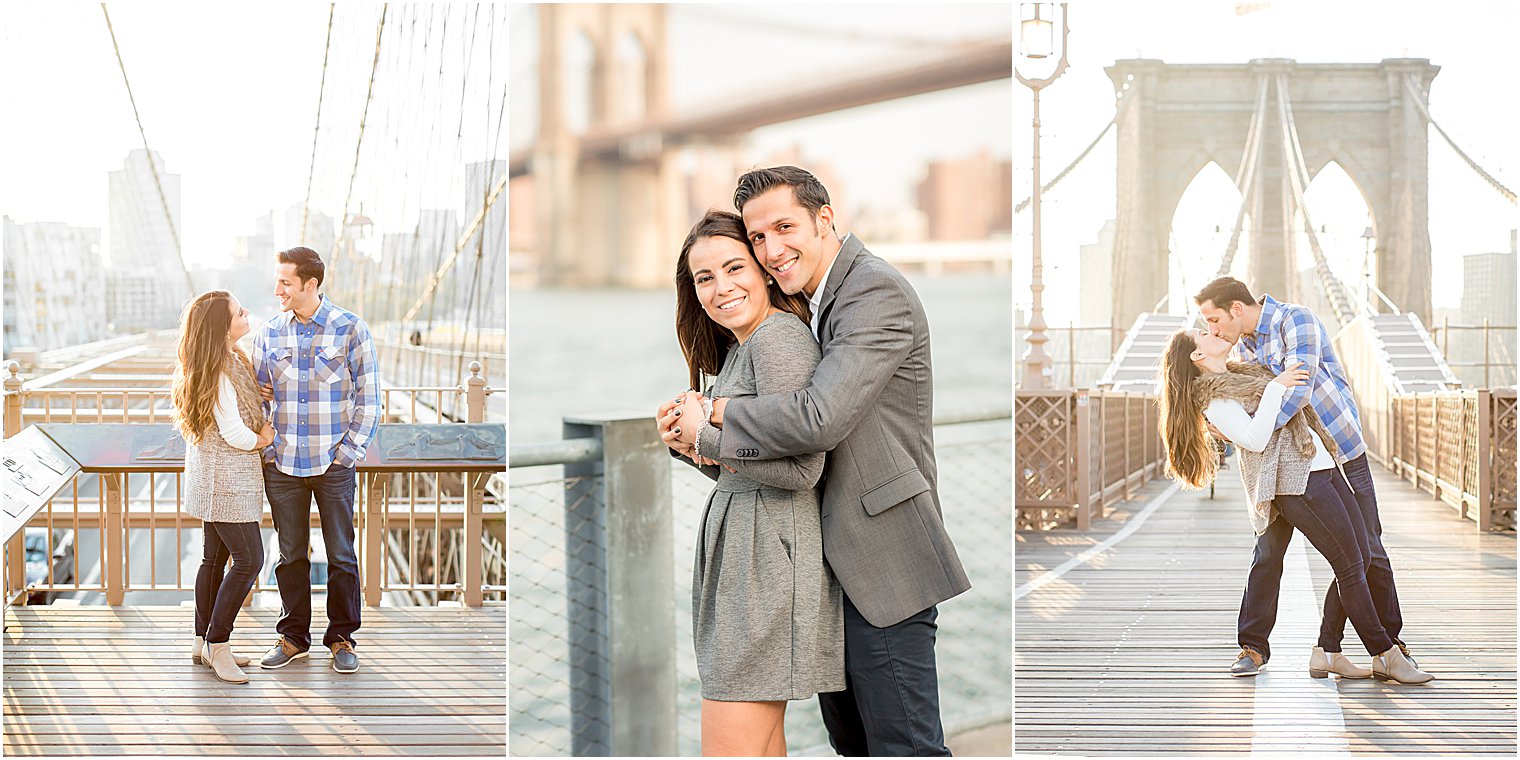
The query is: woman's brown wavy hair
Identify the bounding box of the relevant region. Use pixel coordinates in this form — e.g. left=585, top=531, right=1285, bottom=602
left=1158, top=329, right=1218, bottom=489
left=171, top=290, right=252, bottom=445
left=674, top=209, right=811, bottom=391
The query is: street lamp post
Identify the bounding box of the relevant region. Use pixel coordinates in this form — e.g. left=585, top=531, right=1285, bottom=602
left=1018, top=3, right=1070, bottom=390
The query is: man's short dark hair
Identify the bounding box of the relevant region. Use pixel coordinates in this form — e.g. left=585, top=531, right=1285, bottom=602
left=733, top=166, right=832, bottom=228
left=277, top=246, right=325, bottom=287
left=1194, top=276, right=1255, bottom=311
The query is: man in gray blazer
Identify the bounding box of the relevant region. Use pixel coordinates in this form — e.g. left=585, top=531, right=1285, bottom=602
left=662, top=166, right=971, bottom=756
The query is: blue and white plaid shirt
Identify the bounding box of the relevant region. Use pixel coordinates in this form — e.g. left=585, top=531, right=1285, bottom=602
left=1233, top=293, right=1367, bottom=461
left=254, top=295, right=380, bottom=476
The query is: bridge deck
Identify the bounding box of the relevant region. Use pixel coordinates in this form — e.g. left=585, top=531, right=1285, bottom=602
left=3, top=606, right=506, bottom=756
left=1016, top=464, right=1516, bottom=756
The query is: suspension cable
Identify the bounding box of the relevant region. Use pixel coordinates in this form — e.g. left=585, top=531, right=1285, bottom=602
left=1276, top=74, right=1358, bottom=324
left=400, top=174, right=507, bottom=324
left=330, top=4, right=389, bottom=289
left=300, top=4, right=337, bottom=247
left=100, top=4, right=194, bottom=298
left=1403, top=74, right=1516, bottom=205
left=1014, top=89, right=1136, bottom=214
left=1215, top=74, right=1270, bottom=279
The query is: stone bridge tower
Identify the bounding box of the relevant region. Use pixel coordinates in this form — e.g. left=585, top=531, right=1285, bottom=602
left=535, top=4, right=677, bottom=288
left=1106, top=58, right=1438, bottom=331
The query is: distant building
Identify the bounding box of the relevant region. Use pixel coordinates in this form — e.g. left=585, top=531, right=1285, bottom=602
left=461, top=162, right=507, bottom=323
left=1454, top=234, right=1518, bottom=386
left=107, top=149, right=186, bottom=327
left=916, top=149, right=1013, bottom=241
left=3, top=217, right=109, bottom=352
left=107, top=269, right=176, bottom=333
left=284, top=203, right=336, bottom=259
left=1078, top=219, right=1116, bottom=330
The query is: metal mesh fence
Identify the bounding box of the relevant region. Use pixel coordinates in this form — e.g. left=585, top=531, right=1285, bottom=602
left=508, top=419, right=1012, bottom=756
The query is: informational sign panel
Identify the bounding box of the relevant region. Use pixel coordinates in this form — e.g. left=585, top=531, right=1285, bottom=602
left=360, top=423, right=505, bottom=472
left=3, top=427, right=82, bottom=542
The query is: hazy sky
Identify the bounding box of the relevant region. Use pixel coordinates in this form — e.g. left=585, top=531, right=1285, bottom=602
left=509, top=3, right=1014, bottom=214
left=1, top=2, right=508, bottom=270
left=1013, top=0, right=1520, bottom=323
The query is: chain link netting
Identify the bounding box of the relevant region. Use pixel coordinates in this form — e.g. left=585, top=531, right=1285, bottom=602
left=509, top=419, right=1011, bottom=756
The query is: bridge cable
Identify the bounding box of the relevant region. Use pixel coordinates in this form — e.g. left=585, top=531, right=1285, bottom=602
left=1014, top=90, right=1136, bottom=214
left=329, top=4, right=389, bottom=291
left=1402, top=74, right=1516, bottom=205
left=399, top=174, right=508, bottom=325
left=99, top=4, right=194, bottom=300
left=1275, top=74, right=1358, bottom=325
left=1215, top=75, right=1270, bottom=279
left=300, top=4, right=337, bottom=247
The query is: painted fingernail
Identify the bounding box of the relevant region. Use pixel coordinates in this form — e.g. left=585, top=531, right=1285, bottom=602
left=673, top=427, right=681, bottom=436
left=674, top=410, right=681, bottom=417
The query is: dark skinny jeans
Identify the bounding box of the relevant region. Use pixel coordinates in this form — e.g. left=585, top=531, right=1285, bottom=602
left=194, top=520, right=265, bottom=645
left=1271, top=469, right=1393, bottom=657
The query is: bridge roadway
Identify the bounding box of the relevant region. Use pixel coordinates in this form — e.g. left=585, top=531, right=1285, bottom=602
left=1016, top=462, right=1516, bottom=756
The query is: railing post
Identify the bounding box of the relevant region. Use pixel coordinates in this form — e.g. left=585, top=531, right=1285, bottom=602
left=1482, top=318, right=1490, bottom=389
left=467, top=361, right=486, bottom=423
left=364, top=474, right=385, bottom=606
left=563, top=414, right=677, bottom=757
left=1477, top=390, right=1493, bottom=532
left=1075, top=391, right=1092, bottom=530
left=6, top=362, right=27, bottom=600
left=104, top=474, right=125, bottom=605
left=463, top=472, right=486, bottom=607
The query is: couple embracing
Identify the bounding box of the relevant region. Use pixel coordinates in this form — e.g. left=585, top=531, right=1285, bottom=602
left=1159, top=276, right=1431, bottom=685
left=655, top=166, right=972, bottom=756
left=171, top=246, right=378, bottom=683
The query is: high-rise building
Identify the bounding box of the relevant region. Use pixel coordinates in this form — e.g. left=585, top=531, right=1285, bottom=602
left=916, top=149, right=1014, bottom=241
left=1456, top=235, right=1518, bottom=386
left=1079, top=219, right=1116, bottom=329
left=3, top=217, right=109, bottom=352
left=284, top=203, right=336, bottom=261
left=107, top=149, right=185, bottom=327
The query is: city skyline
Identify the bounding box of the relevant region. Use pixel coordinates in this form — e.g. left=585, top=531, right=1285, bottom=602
left=0, top=4, right=508, bottom=273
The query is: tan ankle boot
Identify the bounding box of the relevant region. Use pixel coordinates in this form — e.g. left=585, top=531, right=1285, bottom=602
left=1373, top=645, right=1433, bottom=684
left=207, top=642, right=249, bottom=684
left=1309, top=646, right=1372, bottom=679
left=192, top=636, right=250, bottom=667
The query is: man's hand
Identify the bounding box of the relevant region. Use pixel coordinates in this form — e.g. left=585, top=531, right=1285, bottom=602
left=259, top=383, right=274, bottom=402
left=255, top=422, right=276, bottom=449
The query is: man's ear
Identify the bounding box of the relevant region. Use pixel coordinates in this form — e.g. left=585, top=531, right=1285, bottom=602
left=814, top=204, right=834, bottom=235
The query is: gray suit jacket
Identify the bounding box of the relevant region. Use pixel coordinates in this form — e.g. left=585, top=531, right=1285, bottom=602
left=710, top=235, right=971, bottom=627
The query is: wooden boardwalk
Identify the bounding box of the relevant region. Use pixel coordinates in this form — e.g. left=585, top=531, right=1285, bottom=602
left=1016, top=465, right=1516, bottom=756
left=4, top=606, right=506, bottom=756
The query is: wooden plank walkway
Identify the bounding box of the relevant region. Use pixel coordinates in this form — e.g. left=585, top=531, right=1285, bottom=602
left=4, top=606, right=505, bottom=756
left=1016, top=465, right=1516, bottom=756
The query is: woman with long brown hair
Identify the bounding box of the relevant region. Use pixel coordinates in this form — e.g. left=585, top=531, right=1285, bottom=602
left=661, top=209, right=844, bottom=756
left=1158, top=327, right=1430, bottom=684
left=172, top=291, right=275, bottom=684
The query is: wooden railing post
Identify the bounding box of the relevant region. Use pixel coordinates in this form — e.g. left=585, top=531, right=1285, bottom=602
left=1477, top=389, right=1493, bottom=532
left=103, top=474, right=125, bottom=605
left=466, top=361, right=486, bottom=423
left=1075, top=391, right=1092, bottom=530
left=6, top=362, right=27, bottom=601
left=363, top=474, right=385, bottom=606
left=463, top=472, right=486, bottom=607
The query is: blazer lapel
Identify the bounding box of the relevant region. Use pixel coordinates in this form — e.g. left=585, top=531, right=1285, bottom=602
left=815, top=235, right=865, bottom=340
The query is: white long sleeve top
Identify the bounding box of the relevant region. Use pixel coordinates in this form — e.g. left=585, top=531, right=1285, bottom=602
left=213, top=373, right=259, bottom=451
left=1203, top=381, right=1334, bottom=471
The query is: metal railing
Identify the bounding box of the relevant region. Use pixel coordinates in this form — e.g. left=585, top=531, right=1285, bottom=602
left=509, top=408, right=1012, bottom=757
left=1013, top=324, right=1128, bottom=389
left=1389, top=389, right=1517, bottom=531
left=1016, top=389, right=1166, bottom=530
left=1430, top=320, right=1517, bottom=389
left=2, top=360, right=506, bottom=609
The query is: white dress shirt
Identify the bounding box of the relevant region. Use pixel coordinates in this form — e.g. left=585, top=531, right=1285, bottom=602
left=808, top=233, right=851, bottom=339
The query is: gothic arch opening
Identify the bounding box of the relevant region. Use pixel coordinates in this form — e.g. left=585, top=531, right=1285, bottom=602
left=562, top=29, right=597, bottom=135
left=613, top=31, right=647, bottom=124
left=1297, top=160, right=1377, bottom=311
left=1167, top=161, right=1244, bottom=311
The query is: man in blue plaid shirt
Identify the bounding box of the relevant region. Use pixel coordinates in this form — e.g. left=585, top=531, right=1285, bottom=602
left=252, top=247, right=379, bottom=674
left=1195, top=277, right=1414, bottom=678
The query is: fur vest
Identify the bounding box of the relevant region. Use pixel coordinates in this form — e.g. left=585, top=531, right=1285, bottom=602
left=1193, top=362, right=1345, bottom=535
left=184, top=352, right=267, bottom=523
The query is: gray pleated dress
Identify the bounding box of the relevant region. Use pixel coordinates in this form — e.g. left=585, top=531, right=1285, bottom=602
left=691, top=311, right=844, bottom=702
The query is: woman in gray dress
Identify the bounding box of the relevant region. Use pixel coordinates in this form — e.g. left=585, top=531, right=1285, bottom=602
left=171, top=291, right=275, bottom=684
left=665, top=210, right=844, bottom=756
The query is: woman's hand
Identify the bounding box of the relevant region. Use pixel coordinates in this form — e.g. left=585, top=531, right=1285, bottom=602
left=1272, top=360, right=1310, bottom=389
left=255, top=422, right=276, bottom=449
